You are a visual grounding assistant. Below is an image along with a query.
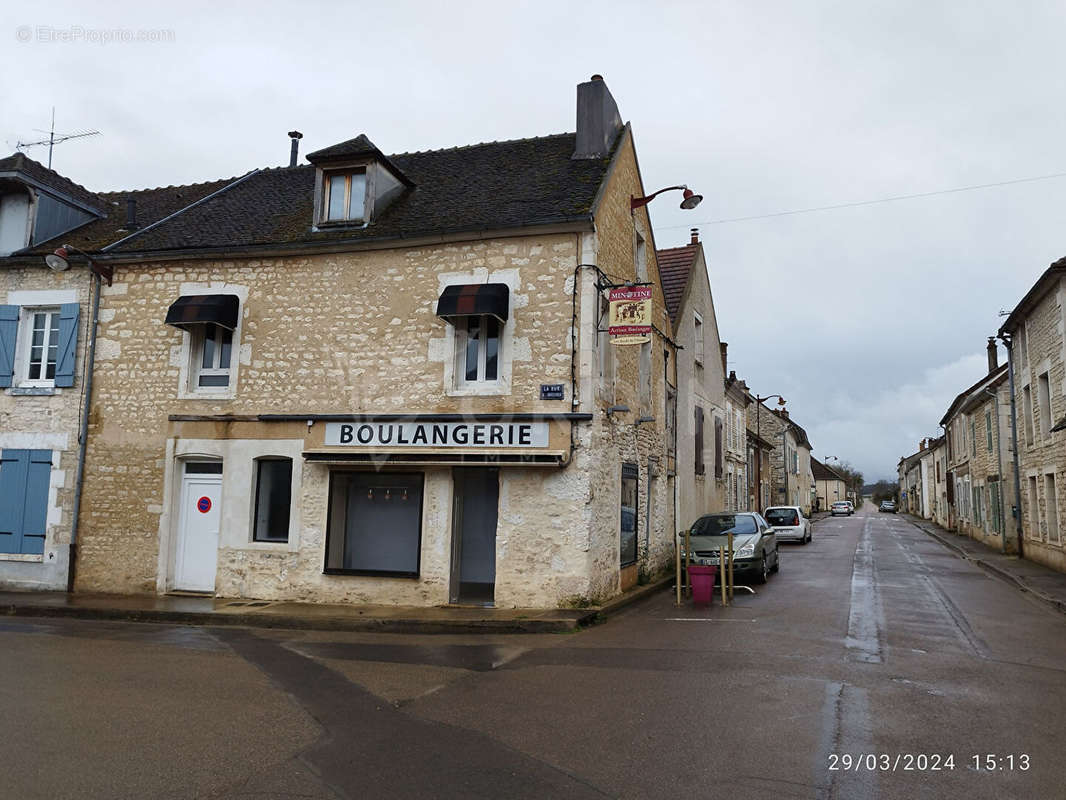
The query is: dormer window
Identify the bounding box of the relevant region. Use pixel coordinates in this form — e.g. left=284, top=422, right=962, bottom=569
left=305, top=134, right=414, bottom=230
left=325, top=170, right=367, bottom=223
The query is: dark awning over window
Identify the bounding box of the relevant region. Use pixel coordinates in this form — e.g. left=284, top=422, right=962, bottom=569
left=435, top=283, right=509, bottom=323
left=164, top=294, right=240, bottom=331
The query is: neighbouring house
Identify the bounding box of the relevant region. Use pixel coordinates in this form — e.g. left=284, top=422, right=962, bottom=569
left=747, top=427, right=774, bottom=513
left=929, top=435, right=949, bottom=527
left=1, top=76, right=689, bottom=607
left=898, top=446, right=926, bottom=517
left=812, top=457, right=847, bottom=512
left=724, top=371, right=751, bottom=510
left=657, top=228, right=729, bottom=527
left=749, top=404, right=814, bottom=514
left=999, top=258, right=1066, bottom=570
left=0, top=153, right=115, bottom=589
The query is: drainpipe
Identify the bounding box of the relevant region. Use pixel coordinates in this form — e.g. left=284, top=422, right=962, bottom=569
left=984, top=386, right=1007, bottom=553
left=999, top=332, right=1024, bottom=557
left=68, top=270, right=103, bottom=591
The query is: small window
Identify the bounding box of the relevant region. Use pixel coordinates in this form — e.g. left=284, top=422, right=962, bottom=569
left=253, top=458, right=292, bottom=542
left=456, top=315, right=500, bottom=386
left=1038, top=372, right=1052, bottom=438
left=693, top=313, right=704, bottom=366
left=324, top=171, right=367, bottom=222
left=620, top=463, right=638, bottom=566
left=22, top=309, right=60, bottom=383
left=193, top=323, right=232, bottom=389
left=986, top=410, right=993, bottom=452
left=970, top=418, right=976, bottom=457
left=1045, top=472, right=1059, bottom=543
left=1023, top=385, right=1035, bottom=446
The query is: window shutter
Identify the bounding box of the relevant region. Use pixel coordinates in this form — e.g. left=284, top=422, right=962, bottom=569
left=695, top=407, right=705, bottom=475
left=0, top=305, right=18, bottom=388
left=714, top=418, right=724, bottom=479
left=54, top=303, right=80, bottom=388
left=946, top=471, right=954, bottom=504
left=0, top=449, right=51, bottom=555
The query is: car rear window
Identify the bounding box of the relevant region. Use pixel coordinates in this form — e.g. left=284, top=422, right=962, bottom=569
left=690, top=515, right=757, bottom=536
left=833, top=502, right=848, bottom=507
left=766, top=509, right=799, bottom=526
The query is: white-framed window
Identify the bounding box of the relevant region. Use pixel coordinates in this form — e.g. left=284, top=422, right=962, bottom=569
left=1029, top=475, right=1041, bottom=539
left=455, top=315, right=500, bottom=387
left=18, top=308, right=60, bottom=385
left=693, top=312, right=704, bottom=366
left=191, top=323, right=233, bottom=390
left=323, top=170, right=367, bottom=223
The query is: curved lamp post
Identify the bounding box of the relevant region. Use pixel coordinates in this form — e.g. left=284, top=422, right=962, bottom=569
left=754, top=394, right=786, bottom=511
left=630, top=185, right=703, bottom=212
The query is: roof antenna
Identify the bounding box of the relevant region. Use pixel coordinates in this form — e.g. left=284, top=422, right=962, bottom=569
left=16, top=107, right=101, bottom=169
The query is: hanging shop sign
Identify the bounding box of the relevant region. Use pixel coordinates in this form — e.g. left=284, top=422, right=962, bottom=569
left=324, top=421, right=550, bottom=449
left=608, top=286, right=652, bottom=345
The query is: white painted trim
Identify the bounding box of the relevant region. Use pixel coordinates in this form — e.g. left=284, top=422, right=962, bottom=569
left=7, top=289, right=77, bottom=306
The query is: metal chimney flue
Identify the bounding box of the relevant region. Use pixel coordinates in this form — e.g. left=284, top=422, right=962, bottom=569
left=288, top=130, right=303, bottom=168
left=125, top=196, right=138, bottom=230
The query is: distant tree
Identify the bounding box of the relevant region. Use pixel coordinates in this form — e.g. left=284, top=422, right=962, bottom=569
left=870, top=480, right=899, bottom=503
left=831, top=461, right=865, bottom=507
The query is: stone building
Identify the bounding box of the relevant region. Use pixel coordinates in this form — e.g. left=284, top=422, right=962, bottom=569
left=812, top=457, right=846, bottom=512
left=746, top=428, right=774, bottom=512
left=747, top=403, right=814, bottom=514
left=1, top=76, right=691, bottom=607
left=723, top=371, right=751, bottom=510
left=656, top=229, right=728, bottom=527
left=0, top=153, right=124, bottom=590
left=998, top=258, right=1066, bottom=570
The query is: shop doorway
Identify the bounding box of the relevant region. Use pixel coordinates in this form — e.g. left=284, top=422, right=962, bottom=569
left=451, top=468, right=499, bottom=605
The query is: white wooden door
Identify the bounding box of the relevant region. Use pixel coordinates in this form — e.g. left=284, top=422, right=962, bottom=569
left=174, top=472, right=222, bottom=592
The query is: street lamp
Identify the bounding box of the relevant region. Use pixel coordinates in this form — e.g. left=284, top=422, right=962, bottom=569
left=630, top=185, right=703, bottom=212
left=754, top=394, right=786, bottom=511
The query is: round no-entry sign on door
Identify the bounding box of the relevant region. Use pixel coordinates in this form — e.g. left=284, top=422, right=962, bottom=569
left=196, top=496, right=212, bottom=513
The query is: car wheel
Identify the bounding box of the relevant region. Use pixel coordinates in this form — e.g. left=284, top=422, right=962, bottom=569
left=755, top=555, right=769, bottom=584
left=770, top=548, right=780, bottom=573
left=806, top=531, right=812, bottom=543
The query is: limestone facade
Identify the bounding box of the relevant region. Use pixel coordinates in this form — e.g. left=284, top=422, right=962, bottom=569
left=70, top=126, right=677, bottom=608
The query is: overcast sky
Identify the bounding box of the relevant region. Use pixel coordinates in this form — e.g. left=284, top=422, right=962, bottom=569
left=6, top=1, right=1066, bottom=481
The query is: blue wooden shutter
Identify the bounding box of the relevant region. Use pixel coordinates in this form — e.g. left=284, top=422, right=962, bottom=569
left=0, top=305, right=18, bottom=388
left=0, top=449, right=51, bottom=554
left=54, top=303, right=80, bottom=388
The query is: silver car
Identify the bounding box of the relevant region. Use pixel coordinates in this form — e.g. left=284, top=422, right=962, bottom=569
left=764, top=506, right=811, bottom=544
left=681, top=512, right=780, bottom=584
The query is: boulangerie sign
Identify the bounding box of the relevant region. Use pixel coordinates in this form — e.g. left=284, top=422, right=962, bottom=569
left=608, top=286, right=652, bottom=345
left=324, top=421, right=550, bottom=448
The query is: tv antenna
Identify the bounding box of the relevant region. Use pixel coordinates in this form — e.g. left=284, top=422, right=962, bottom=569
left=16, top=108, right=100, bottom=170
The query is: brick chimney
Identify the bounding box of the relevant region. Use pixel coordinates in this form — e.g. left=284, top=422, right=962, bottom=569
left=987, top=337, right=998, bottom=372
left=720, top=342, right=728, bottom=373
left=572, top=75, right=623, bottom=160
left=690, top=227, right=699, bottom=245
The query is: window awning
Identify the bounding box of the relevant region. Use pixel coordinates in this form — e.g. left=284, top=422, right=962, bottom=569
left=435, top=283, right=509, bottom=323
left=164, top=294, right=240, bottom=331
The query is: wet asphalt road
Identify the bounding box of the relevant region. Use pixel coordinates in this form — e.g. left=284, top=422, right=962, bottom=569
left=2, top=505, right=1065, bottom=799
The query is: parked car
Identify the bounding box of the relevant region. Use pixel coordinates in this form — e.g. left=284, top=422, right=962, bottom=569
left=879, top=500, right=896, bottom=513
left=681, top=512, right=779, bottom=584
left=831, top=501, right=852, bottom=516
left=763, top=505, right=812, bottom=544
left=845, top=501, right=855, bottom=513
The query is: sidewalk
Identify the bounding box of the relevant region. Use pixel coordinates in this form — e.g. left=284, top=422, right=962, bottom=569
left=0, top=574, right=673, bottom=635
left=902, top=513, right=1066, bottom=616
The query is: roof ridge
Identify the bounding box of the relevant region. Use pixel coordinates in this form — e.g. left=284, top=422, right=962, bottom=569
left=2, top=151, right=103, bottom=203
left=389, top=131, right=573, bottom=158
left=98, top=174, right=249, bottom=197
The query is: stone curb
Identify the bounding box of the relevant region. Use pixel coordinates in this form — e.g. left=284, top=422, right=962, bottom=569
left=0, top=576, right=677, bottom=636
left=902, top=516, right=1066, bottom=617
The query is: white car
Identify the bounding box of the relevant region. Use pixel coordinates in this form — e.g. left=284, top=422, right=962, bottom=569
left=831, top=501, right=852, bottom=516
left=763, top=505, right=812, bottom=544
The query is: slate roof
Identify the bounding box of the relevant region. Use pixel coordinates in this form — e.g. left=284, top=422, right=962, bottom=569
left=4, top=132, right=615, bottom=260
left=0, top=152, right=107, bottom=214
left=811, top=458, right=845, bottom=482
left=306, top=134, right=381, bottom=162
left=939, top=364, right=1008, bottom=425
left=655, top=243, right=699, bottom=324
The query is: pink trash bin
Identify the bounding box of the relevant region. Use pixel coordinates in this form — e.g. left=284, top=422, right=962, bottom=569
left=687, top=565, right=717, bottom=606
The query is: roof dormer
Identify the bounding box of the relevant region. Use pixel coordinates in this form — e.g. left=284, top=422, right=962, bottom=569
left=305, top=134, right=413, bottom=230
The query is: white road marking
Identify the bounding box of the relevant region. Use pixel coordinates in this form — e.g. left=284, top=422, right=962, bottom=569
left=845, top=517, right=885, bottom=664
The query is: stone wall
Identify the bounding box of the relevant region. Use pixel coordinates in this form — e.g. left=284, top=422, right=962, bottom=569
left=0, top=265, right=91, bottom=590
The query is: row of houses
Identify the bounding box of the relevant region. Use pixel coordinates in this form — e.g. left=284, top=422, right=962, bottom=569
left=0, top=76, right=820, bottom=608
left=899, top=258, right=1066, bottom=574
